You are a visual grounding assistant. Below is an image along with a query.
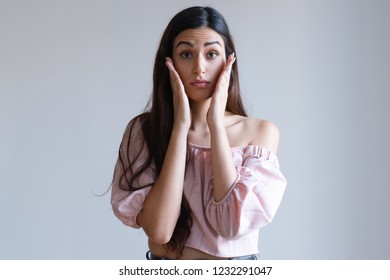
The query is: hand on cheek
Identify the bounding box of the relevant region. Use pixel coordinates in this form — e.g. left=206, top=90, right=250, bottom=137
left=207, top=53, right=236, bottom=128
left=165, top=57, right=191, bottom=131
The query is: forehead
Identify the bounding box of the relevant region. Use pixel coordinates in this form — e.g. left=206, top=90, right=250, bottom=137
left=174, top=27, right=225, bottom=47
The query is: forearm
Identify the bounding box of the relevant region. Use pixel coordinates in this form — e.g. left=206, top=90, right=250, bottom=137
left=210, top=123, right=237, bottom=202
left=138, top=128, right=188, bottom=244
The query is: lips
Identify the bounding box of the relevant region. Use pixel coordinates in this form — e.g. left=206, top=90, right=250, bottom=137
left=190, top=80, right=210, bottom=88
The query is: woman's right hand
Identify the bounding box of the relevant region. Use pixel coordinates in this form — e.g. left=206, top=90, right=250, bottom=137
left=165, top=57, right=191, bottom=131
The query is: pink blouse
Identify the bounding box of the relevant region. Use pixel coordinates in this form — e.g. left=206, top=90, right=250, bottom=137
left=111, top=129, right=287, bottom=257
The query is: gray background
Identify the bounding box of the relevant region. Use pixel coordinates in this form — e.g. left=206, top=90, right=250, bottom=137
left=1, top=0, right=389, bottom=259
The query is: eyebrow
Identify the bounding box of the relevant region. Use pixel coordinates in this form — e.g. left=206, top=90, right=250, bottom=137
left=175, top=41, right=222, bottom=48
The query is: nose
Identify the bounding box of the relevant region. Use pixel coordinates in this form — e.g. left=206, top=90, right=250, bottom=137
left=192, top=55, right=206, bottom=75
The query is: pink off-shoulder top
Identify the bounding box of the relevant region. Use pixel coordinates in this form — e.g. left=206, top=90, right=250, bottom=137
left=111, top=122, right=287, bottom=258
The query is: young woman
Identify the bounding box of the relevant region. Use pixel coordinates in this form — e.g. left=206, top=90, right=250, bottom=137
left=111, top=6, right=287, bottom=260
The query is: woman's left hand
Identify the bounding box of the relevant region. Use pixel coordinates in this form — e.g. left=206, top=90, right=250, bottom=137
left=207, top=53, right=236, bottom=128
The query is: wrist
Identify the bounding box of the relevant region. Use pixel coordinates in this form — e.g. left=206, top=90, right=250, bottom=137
left=209, top=122, right=226, bottom=137
left=171, top=124, right=189, bottom=138
left=208, top=116, right=224, bottom=131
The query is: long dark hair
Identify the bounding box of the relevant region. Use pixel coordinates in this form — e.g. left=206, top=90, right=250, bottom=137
left=117, top=6, right=247, bottom=255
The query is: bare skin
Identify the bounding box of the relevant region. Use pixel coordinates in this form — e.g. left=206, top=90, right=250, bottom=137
left=138, top=27, right=280, bottom=259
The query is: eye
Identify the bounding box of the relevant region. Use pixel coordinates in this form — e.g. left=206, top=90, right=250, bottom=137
left=180, top=51, right=192, bottom=59
left=207, top=51, right=218, bottom=59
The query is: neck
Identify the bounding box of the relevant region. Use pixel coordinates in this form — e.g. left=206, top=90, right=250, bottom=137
left=189, top=100, right=210, bottom=133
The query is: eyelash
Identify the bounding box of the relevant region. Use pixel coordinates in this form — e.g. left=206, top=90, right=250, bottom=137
left=179, top=51, right=219, bottom=59
left=180, top=51, right=192, bottom=59
left=207, top=51, right=218, bottom=59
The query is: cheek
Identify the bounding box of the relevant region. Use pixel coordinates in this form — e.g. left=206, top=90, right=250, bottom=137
left=173, top=62, right=189, bottom=81
left=210, top=60, right=225, bottom=80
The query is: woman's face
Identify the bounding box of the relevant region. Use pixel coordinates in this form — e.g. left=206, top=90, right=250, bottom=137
left=172, top=27, right=226, bottom=102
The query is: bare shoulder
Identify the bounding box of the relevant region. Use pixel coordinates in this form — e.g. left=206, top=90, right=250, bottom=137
left=225, top=114, right=280, bottom=154
left=246, top=118, right=280, bottom=154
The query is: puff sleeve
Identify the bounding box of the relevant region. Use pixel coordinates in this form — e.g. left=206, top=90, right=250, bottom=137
left=205, top=146, right=287, bottom=239
left=110, top=118, right=156, bottom=228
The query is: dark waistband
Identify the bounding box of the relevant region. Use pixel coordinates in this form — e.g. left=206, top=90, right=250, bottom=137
left=146, top=250, right=260, bottom=260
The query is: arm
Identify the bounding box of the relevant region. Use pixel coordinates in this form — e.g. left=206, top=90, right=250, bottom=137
left=110, top=118, right=188, bottom=244
left=137, top=128, right=188, bottom=244
left=137, top=57, right=191, bottom=244
left=207, top=53, right=238, bottom=202
left=209, top=123, right=237, bottom=202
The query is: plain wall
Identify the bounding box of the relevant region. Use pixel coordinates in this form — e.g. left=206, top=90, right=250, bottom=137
left=1, top=0, right=389, bottom=259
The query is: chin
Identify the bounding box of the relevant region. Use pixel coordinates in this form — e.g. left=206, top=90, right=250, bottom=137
left=186, top=89, right=214, bottom=102
left=187, top=94, right=212, bottom=103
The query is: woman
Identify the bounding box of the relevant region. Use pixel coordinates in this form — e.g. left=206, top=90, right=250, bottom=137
left=111, top=6, right=287, bottom=260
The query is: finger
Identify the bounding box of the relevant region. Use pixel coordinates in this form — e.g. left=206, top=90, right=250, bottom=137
left=224, top=53, right=236, bottom=74
left=165, top=57, right=185, bottom=94
left=165, top=58, right=178, bottom=85
left=165, top=58, right=181, bottom=82
left=165, top=57, right=176, bottom=73
left=217, top=53, right=236, bottom=84
left=213, top=54, right=236, bottom=98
